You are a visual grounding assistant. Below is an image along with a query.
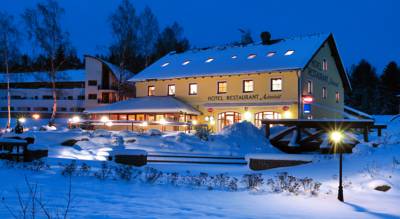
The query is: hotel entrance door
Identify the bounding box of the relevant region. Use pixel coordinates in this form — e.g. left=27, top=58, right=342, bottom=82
left=218, top=112, right=241, bottom=130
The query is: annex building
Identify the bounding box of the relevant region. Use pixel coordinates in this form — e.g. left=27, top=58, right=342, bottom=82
left=0, top=55, right=129, bottom=118
left=86, top=33, right=351, bottom=131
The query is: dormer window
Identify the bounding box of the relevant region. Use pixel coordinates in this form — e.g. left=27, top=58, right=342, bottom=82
left=267, top=52, right=276, bottom=57
left=247, top=54, right=256, bottom=59
left=323, top=59, right=328, bottom=71
left=161, top=62, right=170, bottom=67
left=231, top=55, right=238, bottom=59
left=284, top=50, right=295, bottom=56
left=182, top=60, right=190, bottom=66
left=205, top=58, right=214, bottom=63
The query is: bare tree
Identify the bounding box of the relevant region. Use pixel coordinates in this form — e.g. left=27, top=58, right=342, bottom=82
left=138, top=6, right=159, bottom=67
left=22, top=0, right=70, bottom=125
left=0, top=12, right=19, bottom=129
left=109, top=0, right=138, bottom=100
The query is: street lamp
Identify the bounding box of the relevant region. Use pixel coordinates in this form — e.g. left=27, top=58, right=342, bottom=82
left=330, top=130, right=344, bottom=202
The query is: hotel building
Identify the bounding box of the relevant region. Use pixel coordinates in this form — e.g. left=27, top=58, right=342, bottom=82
left=86, top=33, right=351, bottom=131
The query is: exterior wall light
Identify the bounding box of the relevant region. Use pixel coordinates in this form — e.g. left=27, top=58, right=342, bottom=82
left=244, top=111, right=252, bottom=121
left=71, top=116, right=80, bottom=123
left=106, top=121, right=113, bottom=127
left=32, top=114, right=40, bottom=120
left=283, top=111, right=292, bottom=119
left=18, top=117, right=26, bottom=123
left=159, top=118, right=167, bottom=125
left=100, top=116, right=109, bottom=123
left=191, top=120, right=198, bottom=125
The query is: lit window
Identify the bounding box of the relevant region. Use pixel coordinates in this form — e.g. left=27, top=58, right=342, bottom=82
left=161, top=62, right=170, bottom=67
left=307, top=80, right=313, bottom=94
left=148, top=86, right=155, bottom=96
left=323, top=59, right=328, bottom=71
left=267, top=52, right=276, bottom=57
left=243, top=80, right=254, bottom=93
left=205, top=58, right=214, bottom=63
left=217, top=81, right=227, bottom=94
left=336, top=91, right=340, bottom=103
left=271, top=78, right=282, bottom=91
left=182, top=60, right=190, bottom=66
left=231, top=55, right=238, bottom=59
left=247, top=54, right=256, bottom=59
left=168, top=84, right=176, bottom=96
left=284, top=50, right=295, bottom=56
left=189, top=83, right=198, bottom=95
left=322, top=87, right=327, bottom=99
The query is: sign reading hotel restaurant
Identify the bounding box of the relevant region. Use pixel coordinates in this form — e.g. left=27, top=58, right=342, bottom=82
left=207, top=94, right=282, bottom=102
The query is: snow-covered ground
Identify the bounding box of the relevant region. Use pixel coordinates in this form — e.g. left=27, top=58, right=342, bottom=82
left=0, top=116, right=399, bottom=218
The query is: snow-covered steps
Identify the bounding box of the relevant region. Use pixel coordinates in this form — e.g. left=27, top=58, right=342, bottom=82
left=147, top=153, right=247, bottom=165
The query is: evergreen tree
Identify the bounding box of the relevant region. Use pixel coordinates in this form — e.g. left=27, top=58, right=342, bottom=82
left=156, top=22, right=190, bottom=58
left=347, top=60, right=380, bottom=114
left=238, top=28, right=254, bottom=45
left=379, top=61, right=400, bottom=114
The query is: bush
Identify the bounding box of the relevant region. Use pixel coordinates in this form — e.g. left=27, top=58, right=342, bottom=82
left=24, top=159, right=50, bottom=171
left=144, top=167, right=163, bottom=184
left=241, top=174, right=264, bottom=191
left=61, top=161, right=77, bottom=176
left=194, top=125, right=212, bottom=141
left=94, top=162, right=112, bottom=180
left=267, top=172, right=321, bottom=196
left=114, top=164, right=133, bottom=181
left=78, top=163, right=91, bottom=176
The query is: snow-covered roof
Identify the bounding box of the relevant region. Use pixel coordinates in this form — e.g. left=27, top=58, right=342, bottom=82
left=0, top=69, right=85, bottom=83
left=130, top=33, right=335, bottom=81
left=344, top=106, right=374, bottom=120
left=84, top=55, right=134, bottom=80
left=85, top=96, right=201, bottom=115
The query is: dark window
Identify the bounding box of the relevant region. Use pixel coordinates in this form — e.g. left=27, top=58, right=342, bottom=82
left=189, top=83, right=198, bottom=95
left=68, top=96, right=73, bottom=100
left=322, top=87, right=327, bottom=99
left=217, top=81, right=227, bottom=94
left=271, top=78, right=282, bottom=91
left=243, top=80, right=254, bottom=93
left=78, top=95, right=85, bottom=100
left=42, top=95, right=52, bottom=100
left=88, top=80, right=97, bottom=86
left=88, top=94, right=97, bottom=100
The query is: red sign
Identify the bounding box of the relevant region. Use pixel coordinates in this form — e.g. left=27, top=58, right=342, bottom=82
left=207, top=108, right=214, bottom=113
left=302, top=95, right=314, bottom=104
left=282, top=106, right=290, bottom=111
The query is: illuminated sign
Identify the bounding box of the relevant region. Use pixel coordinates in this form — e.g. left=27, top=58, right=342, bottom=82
left=302, top=95, right=314, bottom=104
left=304, top=104, right=311, bottom=113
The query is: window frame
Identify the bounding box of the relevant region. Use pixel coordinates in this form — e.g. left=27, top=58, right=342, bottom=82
left=307, top=80, right=313, bottom=94
left=270, top=78, right=283, bottom=92
left=217, top=81, right=227, bottom=94
left=167, top=84, right=176, bottom=96
left=323, top=59, right=328, bottom=71
left=189, top=83, right=198, bottom=95
left=335, top=91, right=340, bottom=103
left=242, top=80, right=254, bottom=93
left=88, top=94, right=97, bottom=100
left=148, top=85, right=155, bottom=96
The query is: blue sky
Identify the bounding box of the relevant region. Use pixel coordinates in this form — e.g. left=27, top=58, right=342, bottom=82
left=3, top=0, right=399, bottom=73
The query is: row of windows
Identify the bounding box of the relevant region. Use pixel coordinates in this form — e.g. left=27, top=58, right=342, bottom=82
left=147, top=79, right=283, bottom=96
left=306, top=80, right=340, bottom=103
left=1, top=95, right=85, bottom=100
left=0, top=107, right=84, bottom=112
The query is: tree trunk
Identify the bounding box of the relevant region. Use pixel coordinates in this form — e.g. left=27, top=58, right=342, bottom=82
left=49, top=60, right=57, bottom=126
left=5, top=50, right=11, bottom=129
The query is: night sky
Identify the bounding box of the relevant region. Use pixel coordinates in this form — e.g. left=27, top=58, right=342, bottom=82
left=3, top=0, right=399, bottom=73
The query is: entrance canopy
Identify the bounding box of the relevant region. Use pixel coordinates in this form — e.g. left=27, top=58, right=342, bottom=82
left=85, top=96, right=201, bottom=115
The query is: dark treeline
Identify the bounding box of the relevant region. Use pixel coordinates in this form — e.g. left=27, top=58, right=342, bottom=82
left=0, top=0, right=190, bottom=75
left=346, top=60, right=400, bottom=115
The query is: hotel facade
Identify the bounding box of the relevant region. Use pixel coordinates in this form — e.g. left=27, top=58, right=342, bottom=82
left=87, top=33, right=351, bottom=131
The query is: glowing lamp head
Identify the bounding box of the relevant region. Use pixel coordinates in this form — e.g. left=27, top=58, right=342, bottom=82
left=330, top=131, right=344, bottom=144
left=159, top=118, right=167, bottom=125
left=209, top=120, right=215, bottom=125
left=141, top=121, right=148, bottom=127
left=191, top=120, right=198, bottom=125
left=100, top=116, right=109, bottom=123
left=244, top=111, right=252, bottom=121
left=283, top=111, right=292, bottom=119
left=18, top=117, right=26, bottom=123
left=105, top=121, right=113, bottom=127
left=71, top=116, right=80, bottom=123
left=32, top=114, right=40, bottom=120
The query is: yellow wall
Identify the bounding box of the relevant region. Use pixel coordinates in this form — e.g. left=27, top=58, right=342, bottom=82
left=301, top=41, right=345, bottom=119
left=136, top=70, right=300, bottom=131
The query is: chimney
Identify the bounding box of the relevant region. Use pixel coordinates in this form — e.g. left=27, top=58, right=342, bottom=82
left=260, top=31, right=272, bottom=45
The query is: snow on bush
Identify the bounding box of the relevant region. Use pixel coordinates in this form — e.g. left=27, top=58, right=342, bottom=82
left=91, top=129, right=112, bottom=138
left=40, top=125, right=57, bottom=131
left=267, top=172, right=321, bottom=196
left=147, top=129, right=163, bottom=136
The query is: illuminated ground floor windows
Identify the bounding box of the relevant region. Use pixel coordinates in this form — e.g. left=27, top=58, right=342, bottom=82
left=254, top=111, right=281, bottom=127
left=217, top=112, right=241, bottom=130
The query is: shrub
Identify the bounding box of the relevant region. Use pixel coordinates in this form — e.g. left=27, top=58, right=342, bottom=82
left=194, top=125, right=212, bottom=141
left=144, top=167, right=163, bottom=184
left=114, top=164, right=133, bottom=181
left=241, top=174, right=264, bottom=191
left=61, top=161, right=77, bottom=176
left=24, top=159, right=50, bottom=171
left=267, top=172, right=321, bottom=196
left=94, top=162, right=112, bottom=180
left=78, top=163, right=91, bottom=176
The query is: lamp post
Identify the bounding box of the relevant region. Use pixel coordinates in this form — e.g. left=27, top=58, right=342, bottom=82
left=330, top=131, right=344, bottom=202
